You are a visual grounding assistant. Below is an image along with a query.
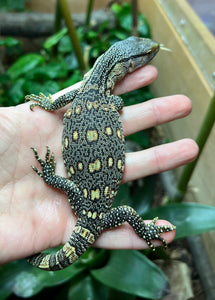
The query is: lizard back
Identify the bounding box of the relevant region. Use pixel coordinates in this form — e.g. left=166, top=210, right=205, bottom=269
left=62, top=88, right=125, bottom=213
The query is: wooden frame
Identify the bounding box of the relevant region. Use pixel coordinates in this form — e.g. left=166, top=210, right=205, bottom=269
left=139, top=0, right=215, bottom=270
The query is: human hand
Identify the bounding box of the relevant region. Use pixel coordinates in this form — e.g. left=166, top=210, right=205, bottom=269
left=0, top=65, right=198, bottom=264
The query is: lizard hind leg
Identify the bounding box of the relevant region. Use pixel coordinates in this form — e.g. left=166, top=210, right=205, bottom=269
left=103, top=205, right=176, bottom=250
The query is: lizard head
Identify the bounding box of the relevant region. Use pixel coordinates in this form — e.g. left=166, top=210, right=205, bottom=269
left=115, top=36, right=160, bottom=73
left=103, top=37, right=161, bottom=90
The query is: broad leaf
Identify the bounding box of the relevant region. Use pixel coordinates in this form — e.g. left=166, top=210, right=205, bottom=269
left=27, top=61, right=68, bottom=80
left=68, top=274, right=109, bottom=300
left=0, top=37, right=19, bottom=47
left=91, top=250, right=169, bottom=299
left=143, top=203, right=215, bottom=239
left=8, top=78, right=25, bottom=105
left=7, top=54, right=44, bottom=79
left=113, top=183, right=130, bottom=208
left=24, top=80, right=60, bottom=95
left=0, top=260, right=29, bottom=300
left=13, top=261, right=85, bottom=298
left=131, top=175, right=157, bottom=215
left=44, top=28, right=68, bottom=49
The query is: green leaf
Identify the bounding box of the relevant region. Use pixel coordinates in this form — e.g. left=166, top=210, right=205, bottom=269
left=58, top=35, right=73, bottom=53
left=24, top=80, right=60, bottom=95
left=110, top=29, right=128, bottom=41
left=138, top=14, right=151, bottom=38
left=79, top=249, right=108, bottom=269
left=13, top=261, right=85, bottom=298
left=127, top=130, right=150, bottom=148
left=113, top=176, right=157, bottom=215
left=68, top=274, right=109, bottom=300
left=0, top=0, right=29, bottom=11
left=108, top=288, right=136, bottom=300
left=0, top=260, right=29, bottom=300
left=143, top=203, right=215, bottom=239
left=64, top=53, right=79, bottom=70
left=91, top=250, right=169, bottom=299
left=131, top=175, right=157, bottom=215
left=113, top=184, right=130, bottom=208
left=0, top=73, right=10, bottom=84
left=63, top=70, right=82, bottom=88
left=0, top=37, right=19, bottom=47
left=44, top=28, right=68, bottom=49
left=7, top=54, right=44, bottom=79
left=111, top=3, right=132, bottom=33
left=8, top=78, right=25, bottom=105
left=27, top=61, right=68, bottom=80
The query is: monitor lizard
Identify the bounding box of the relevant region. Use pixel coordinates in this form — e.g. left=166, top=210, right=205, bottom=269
left=25, top=36, right=176, bottom=271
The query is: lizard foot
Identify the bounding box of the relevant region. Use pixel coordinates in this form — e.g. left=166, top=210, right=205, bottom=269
left=31, top=146, right=56, bottom=182
left=25, top=92, right=53, bottom=111
left=143, top=217, right=176, bottom=250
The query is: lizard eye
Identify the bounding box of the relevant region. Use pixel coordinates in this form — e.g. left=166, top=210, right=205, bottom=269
left=145, top=49, right=152, bottom=54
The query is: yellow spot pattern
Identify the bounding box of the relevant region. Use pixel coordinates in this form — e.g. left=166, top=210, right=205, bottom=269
left=74, top=226, right=95, bottom=244
left=64, top=108, right=73, bottom=118
left=92, top=211, right=97, bottom=219
left=75, top=105, right=81, bottom=114
left=62, top=242, right=79, bottom=260
left=89, top=159, right=101, bottom=173
left=101, top=104, right=109, bottom=111
left=78, top=162, right=84, bottom=171
left=83, top=188, right=88, bottom=198
left=93, top=100, right=99, bottom=109
left=87, top=130, right=98, bottom=142
left=86, top=101, right=93, bottom=110
left=72, top=130, right=79, bottom=141
left=87, top=211, right=92, bottom=218
left=116, top=128, right=122, bottom=139
left=108, top=157, right=113, bottom=168
left=91, top=189, right=100, bottom=200
left=70, top=166, right=75, bottom=175
left=105, top=127, right=112, bottom=136
left=64, top=137, right=69, bottom=149
left=99, top=212, right=105, bottom=219
left=104, top=186, right=116, bottom=199
left=39, top=255, right=51, bottom=269
left=104, top=186, right=110, bottom=197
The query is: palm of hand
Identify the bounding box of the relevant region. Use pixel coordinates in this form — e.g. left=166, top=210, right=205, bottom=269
left=0, top=105, right=72, bottom=263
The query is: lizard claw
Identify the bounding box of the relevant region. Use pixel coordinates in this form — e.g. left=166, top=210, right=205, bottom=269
left=144, top=217, right=176, bottom=250
left=25, top=93, right=53, bottom=111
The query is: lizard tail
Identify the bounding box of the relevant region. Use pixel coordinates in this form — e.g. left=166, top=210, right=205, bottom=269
left=26, top=223, right=97, bottom=271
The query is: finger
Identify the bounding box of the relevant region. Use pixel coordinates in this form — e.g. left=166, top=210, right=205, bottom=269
left=52, top=65, right=157, bottom=100
left=121, top=95, right=192, bottom=136
left=113, top=65, right=158, bottom=95
left=123, top=139, right=199, bottom=183
left=94, top=220, right=176, bottom=249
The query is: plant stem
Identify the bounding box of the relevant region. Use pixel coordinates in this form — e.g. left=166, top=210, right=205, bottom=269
left=173, top=91, right=215, bottom=202
left=58, top=0, right=87, bottom=73
left=131, top=0, right=138, bottom=36
left=53, top=1, right=62, bottom=56
left=85, top=0, right=94, bottom=27
left=54, top=1, right=62, bottom=33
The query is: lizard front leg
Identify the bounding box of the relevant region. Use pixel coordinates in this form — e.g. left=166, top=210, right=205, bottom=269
left=103, top=205, right=176, bottom=250
left=25, top=88, right=79, bottom=111
left=31, top=146, right=81, bottom=204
